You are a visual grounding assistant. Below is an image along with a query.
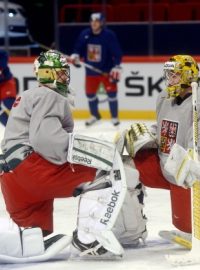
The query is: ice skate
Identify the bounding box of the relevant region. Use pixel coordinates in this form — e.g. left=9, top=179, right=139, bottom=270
left=85, top=115, right=101, bottom=126
left=111, top=118, right=120, bottom=126
left=69, top=230, right=120, bottom=260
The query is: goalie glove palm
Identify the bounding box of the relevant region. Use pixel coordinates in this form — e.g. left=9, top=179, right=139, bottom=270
left=115, top=123, right=157, bottom=157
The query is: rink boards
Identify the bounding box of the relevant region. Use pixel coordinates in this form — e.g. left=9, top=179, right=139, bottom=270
left=8, top=56, right=200, bottom=120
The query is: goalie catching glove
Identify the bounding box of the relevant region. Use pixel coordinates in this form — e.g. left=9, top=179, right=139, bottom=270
left=115, top=123, right=157, bottom=157
left=164, top=143, right=200, bottom=188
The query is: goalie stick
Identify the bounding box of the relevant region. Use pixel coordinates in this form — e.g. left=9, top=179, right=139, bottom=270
left=166, top=82, right=200, bottom=266
left=159, top=230, right=191, bottom=250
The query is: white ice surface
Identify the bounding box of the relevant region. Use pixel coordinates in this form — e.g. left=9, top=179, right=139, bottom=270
left=0, top=120, right=199, bottom=269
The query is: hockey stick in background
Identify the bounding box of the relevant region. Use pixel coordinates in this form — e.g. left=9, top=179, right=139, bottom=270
left=0, top=102, right=10, bottom=116
left=166, top=81, right=200, bottom=266
left=35, top=42, right=108, bottom=76
left=35, top=41, right=110, bottom=104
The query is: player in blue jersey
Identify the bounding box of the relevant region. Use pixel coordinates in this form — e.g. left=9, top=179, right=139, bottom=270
left=70, top=12, right=122, bottom=126
left=0, top=50, right=17, bottom=126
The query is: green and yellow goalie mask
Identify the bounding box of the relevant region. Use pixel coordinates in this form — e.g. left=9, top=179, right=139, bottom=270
left=34, top=50, right=70, bottom=97
left=163, top=55, right=199, bottom=98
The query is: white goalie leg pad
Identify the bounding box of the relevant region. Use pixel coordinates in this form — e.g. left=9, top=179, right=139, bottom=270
left=0, top=219, right=25, bottom=257
left=73, top=150, right=127, bottom=256
left=0, top=218, right=71, bottom=263
left=113, top=156, right=147, bottom=246
left=0, top=219, right=44, bottom=258
left=67, top=133, right=116, bottom=171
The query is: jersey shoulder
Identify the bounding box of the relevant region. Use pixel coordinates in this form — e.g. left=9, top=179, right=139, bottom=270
left=156, top=90, right=168, bottom=112
left=20, top=86, right=72, bottom=119
left=156, top=89, right=168, bottom=104
left=103, top=28, right=116, bottom=38
left=21, top=86, right=66, bottom=107
left=80, top=28, right=92, bottom=38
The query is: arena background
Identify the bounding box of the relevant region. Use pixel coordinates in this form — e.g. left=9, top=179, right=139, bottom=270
left=2, top=0, right=200, bottom=120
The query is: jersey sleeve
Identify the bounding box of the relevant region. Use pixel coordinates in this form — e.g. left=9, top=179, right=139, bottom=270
left=30, top=117, right=70, bottom=164
left=73, top=29, right=88, bottom=58
left=0, top=50, right=8, bottom=69
left=29, top=91, right=74, bottom=164
left=0, top=50, right=12, bottom=82
left=107, top=30, right=122, bottom=66
left=156, top=90, right=167, bottom=115
left=150, top=123, right=158, bottom=137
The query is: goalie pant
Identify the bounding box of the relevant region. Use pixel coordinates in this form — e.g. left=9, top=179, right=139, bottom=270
left=0, top=151, right=96, bottom=235
left=134, top=148, right=191, bottom=233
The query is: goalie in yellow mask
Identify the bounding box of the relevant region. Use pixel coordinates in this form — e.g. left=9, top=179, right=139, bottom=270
left=115, top=55, right=200, bottom=245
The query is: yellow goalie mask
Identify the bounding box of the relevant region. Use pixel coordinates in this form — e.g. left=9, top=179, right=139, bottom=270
left=34, top=50, right=70, bottom=97
left=163, top=55, right=199, bottom=98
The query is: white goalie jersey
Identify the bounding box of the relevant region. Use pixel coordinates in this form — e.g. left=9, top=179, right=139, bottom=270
left=156, top=90, right=200, bottom=185
left=1, top=86, right=74, bottom=165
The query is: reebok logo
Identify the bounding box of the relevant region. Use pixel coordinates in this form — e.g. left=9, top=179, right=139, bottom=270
left=72, top=155, right=92, bottom=165
left=164, top=62, right=175, bottom=70
left=100, top=190, right=120, bottom=225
